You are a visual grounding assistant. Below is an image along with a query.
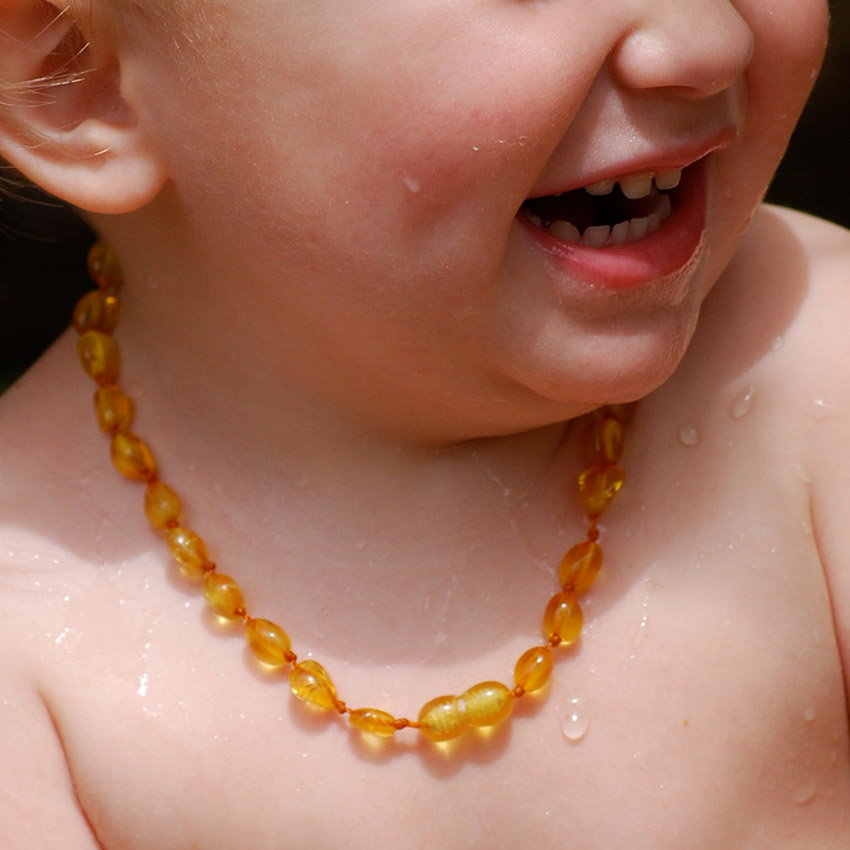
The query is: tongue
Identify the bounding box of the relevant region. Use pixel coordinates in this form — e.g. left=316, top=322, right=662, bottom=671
left=524, top=185, right=665, bottom=230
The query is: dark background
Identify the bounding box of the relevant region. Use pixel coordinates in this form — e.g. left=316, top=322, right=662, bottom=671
left=2, top=3, right=849, bottom=390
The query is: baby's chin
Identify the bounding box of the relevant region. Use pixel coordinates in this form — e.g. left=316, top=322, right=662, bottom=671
left=492, top=305, right=699, bottom=417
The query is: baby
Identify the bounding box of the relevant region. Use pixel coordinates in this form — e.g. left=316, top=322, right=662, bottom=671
left=1, top=0, right=848, bottom=847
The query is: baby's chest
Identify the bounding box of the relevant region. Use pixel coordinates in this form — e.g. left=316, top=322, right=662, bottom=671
left=51, top=543, right=850, bottom=850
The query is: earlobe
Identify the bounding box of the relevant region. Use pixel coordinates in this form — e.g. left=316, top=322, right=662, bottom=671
left=0, top=0, right=167, bottom=213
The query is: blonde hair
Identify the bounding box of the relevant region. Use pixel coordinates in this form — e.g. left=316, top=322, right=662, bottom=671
left=0, top=0, right=214, bottom=116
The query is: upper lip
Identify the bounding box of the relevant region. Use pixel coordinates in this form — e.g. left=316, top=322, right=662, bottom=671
left=525, top=126, right=738, bottom=200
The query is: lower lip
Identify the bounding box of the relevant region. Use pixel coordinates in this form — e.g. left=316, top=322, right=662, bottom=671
left=517, top=163, right=708, bottom=292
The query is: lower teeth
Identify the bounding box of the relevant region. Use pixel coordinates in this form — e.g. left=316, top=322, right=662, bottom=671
left=530, top=192, right=673, bottom=247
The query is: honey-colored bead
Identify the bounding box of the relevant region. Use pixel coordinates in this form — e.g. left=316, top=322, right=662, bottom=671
left=559, top=540, right=603, bottom=593
left=290, top=660, right=338, bottom=711
left=349, top=708, right=398, bottom=737
left=72, top=290, right=121, bottom=335
left=461, top=681, right=513, bottom=728
left=144, top=481, right=181, bottom=529
left=418, top=695, right=469, bottom=742
left=166, top=527, right=212, bottom=579
left=87, top=241, right=124, bottom=289
left=111, top=431, right=156, bottom=481
left=543, top=593, right=583, bottom=645
left=593, top=416, right=624, bottom=464
left=203, top=573, right=245, bottom=619
left=513, top=646, right=554, bottom=693
left=94, top=385, right=133, bottom=433
left=77, top=330, right=120, bottom=384
left=244, top=617, right=292, bottom=666
left=578, top=464, right=625, bottom=518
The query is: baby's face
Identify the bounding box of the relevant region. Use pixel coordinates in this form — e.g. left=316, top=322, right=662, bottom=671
left=140, top=0, right=828, bottom=434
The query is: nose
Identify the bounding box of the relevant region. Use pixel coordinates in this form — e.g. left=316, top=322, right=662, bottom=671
left=611, top=0, right=755, bottom=98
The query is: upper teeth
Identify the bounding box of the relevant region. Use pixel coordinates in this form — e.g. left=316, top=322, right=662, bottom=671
left=585, top=168, right=682, bottom=200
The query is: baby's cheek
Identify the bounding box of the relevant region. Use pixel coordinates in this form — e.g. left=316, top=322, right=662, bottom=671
left=748, top=0, right=828, bottom=79
left=726, top=0, right=827, bottom=170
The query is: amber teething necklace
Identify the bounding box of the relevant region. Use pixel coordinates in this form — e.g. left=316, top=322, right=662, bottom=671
left=72, top=241, right=630, bottom=745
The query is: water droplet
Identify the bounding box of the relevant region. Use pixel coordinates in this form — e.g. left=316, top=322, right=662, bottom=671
left=402, top=175, right=421, bottom=194
left=137, top=672, right=150, bottom=697
left=631, top=750, right=650, bottom=771
left=731, top=385, right=756, bottom=419
left=771, top=335, right=784, bottom=350
left=678, top=424, right=700, bottom=447
left=562, top=698, right=590, bottom=742
left=632, top=609, right=649, bottom=648
left=811, top=398, right=838, bottom=421
left=803, top=707, right=815, bottom=722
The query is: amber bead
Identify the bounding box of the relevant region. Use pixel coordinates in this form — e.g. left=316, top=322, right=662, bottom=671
left=144, top=481, right=181, bottom=529
left=593, top=416, right=624, bottom=464
left=203, top=573, right=245, bottom=619
left=166, top=527, right=212, bottom=579
left=111, top=431, right=156, bottom=481
left=349, top=708, right=398, bottom=737
left=578, top=464, right=625, bottom=518
left=290, top=660, right=338, bottom=711
left=418, top=695, right=469, bottom=742
left=94, top=385, right=133, bottom=434
left=72, top=290, right=121, bottom=335
left=87, top=241, right=124, bottom=289
left=77, top=330, right=120, bottom=385
left=461, top=681, right=513, bottom=727
left=559, top=540, right=602, bottom=593
left=244, top=618, right=292, bottom=666
left=543, top=593, right=583, bottom=645
left=513, top=646, right=554, bottom=693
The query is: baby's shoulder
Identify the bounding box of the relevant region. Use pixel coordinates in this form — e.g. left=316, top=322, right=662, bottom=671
left=0, top=409, right=125, bottom=846
left=755, top=206, right=850, bottom=430
left=772, top=203, right=850, bottom=312
left=741, top=203, right=850, bottom=315
left=685, top=205, right=850, bottom=685
left=718, top=204, right=850, bottom=396
left=760, top=203, right=850, bottom=319
left=0, top=524, right=106, bottom=848
left=753, top=205, right=850, bottom=679
left=692, top=204, right=850, bottom=421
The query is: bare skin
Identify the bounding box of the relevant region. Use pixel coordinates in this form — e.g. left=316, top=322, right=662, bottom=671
left=1, top=206, right=849, bottom=849
left=1, top=0, right=848, bottom=846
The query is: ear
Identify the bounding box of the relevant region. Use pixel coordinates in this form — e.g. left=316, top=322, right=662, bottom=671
left=0, top=0, right=167, bottom=213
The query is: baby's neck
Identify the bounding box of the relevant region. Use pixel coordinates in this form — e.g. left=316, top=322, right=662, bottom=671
left=102, top=318, right=584, bottom=659
left=79, top=224, right=602, bottom=647
left=99, top=208, right=594, bottom=451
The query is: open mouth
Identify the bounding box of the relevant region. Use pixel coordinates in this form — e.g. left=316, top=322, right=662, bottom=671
left=520, top=168, right=684, bottom=249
